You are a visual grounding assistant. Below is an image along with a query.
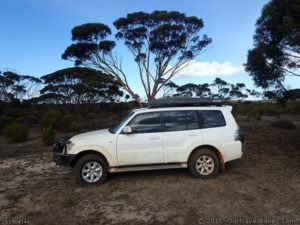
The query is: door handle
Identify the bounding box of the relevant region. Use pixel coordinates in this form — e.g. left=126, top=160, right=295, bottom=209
left=189, top=132, right=198, bottom=137
left=150, top=135, right=160, bottom=140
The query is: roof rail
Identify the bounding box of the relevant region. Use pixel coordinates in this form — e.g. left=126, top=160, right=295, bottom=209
left=148, top=97, right=228, bottom=108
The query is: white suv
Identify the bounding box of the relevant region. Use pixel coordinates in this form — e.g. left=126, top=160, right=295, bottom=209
left=53, top=99, right=243, bottom=185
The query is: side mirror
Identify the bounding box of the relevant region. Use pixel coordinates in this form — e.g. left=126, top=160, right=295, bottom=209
left=122, top=126, right=132, bottom=134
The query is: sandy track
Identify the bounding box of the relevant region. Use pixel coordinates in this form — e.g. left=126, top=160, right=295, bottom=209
left=0, top=120, right=299, bottom=225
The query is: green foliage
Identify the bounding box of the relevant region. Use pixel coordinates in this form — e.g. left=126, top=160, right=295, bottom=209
left=235, top=102, right=300, bottom=117
left=166, top=78, right=259, bottom=100
left=283, top=89, right=300, bottom=101
left=4, top=107, right=24, bottom=118
left=39, top=67, right=123, bottom=108
left=245, top=0, right=300, bottom=91
left=0, top=74, right=14, bottom=101
left=42, top=127, right=56, bottom=145
left=16, top=114, right=39, bottom=125
left=87, top=112, right=97, bottom=119
left=107, top=102, right=133, bottom=113
left=253, top=112, right=261, bottom=121
left=60, top=114, right=76, bottom=132
left=41, top=110, right=63, bottom=129
left=4, top=123, right=29, bottom=142
left=0, top=71, right=42, bottom=102
left=41, top=111, right=78, bottom=132
left=71, top=23, right=112, bottom=42
left=271, top=119, right=296, bottom=130
left=0, top=115, right=13, bottom=134
left=177, top=83, right=202, bottom=97
left=114, top=11, right=211, bottom=63
left=62, top=11, right=212, bottom=103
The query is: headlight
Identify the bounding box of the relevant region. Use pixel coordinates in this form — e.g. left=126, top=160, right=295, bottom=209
left=66, top=140, right=75, bottom=152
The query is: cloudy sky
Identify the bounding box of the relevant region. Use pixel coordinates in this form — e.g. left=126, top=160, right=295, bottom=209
left=1, top=0, right=299, bottom=98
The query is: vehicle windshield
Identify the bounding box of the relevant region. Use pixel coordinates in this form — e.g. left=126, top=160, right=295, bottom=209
left=109, top=111, right=134, bottom=134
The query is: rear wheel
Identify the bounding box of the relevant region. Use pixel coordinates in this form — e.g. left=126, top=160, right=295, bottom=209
left=188, top=149, right=219, bottom=179
left=74, top=154, right=108, bottom=185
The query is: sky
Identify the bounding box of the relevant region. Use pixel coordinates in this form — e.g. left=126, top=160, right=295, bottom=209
left=1, top=0, right=299, bottom=99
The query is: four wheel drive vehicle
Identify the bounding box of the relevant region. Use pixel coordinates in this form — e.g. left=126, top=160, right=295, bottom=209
left=53, top=99, right=244, bottom=185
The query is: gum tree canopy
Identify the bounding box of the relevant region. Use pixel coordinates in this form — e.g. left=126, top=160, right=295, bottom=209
left=40, top=67, right=123, bottom=105
left=245, top=0, right=300, bottom=91
left=0, top=71, right=42, bottom=102
left=62, top=11, right=211, bottom=105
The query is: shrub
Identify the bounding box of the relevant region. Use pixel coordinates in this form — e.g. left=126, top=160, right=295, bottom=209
left=0, top=115, right=13, bottom=134
left=284, top=102, right=300, bottom=114
left=42, top=127, right=55, bottom=145
left=271, top=119, right=296, bottom=130
left=4, top=123, right=29, bottom=142
left=87, top=112, right=97, bottom=120
left=41, top=110, right=62, bottom=129
left=16, top=114, right=39, bottom=125
left=60, top=114, right=76, bottom=132
left=4, top=107, right=24, bottom=118
left=250, top=111, right=261, bottom=121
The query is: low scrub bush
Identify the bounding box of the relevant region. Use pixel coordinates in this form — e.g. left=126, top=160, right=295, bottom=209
left=41, top=110, right=62, bottom=129
left=42, top=127, right=55, bottom=145
left=4, top=107, right=24, bottom=118
left=271, top=119, right=296, bottom=130
left=251, top=111, right=261, bottom=121
left=0, top=115, right=13, bottom=134
left=235, top=102, right=300, bottom=116
left=60, top=114, right=76, bottom=132
left=86, top=112, right=97, bottom=120
left=4, top=123, right=29, bottom=142
left=16, top=114, right=39, bottom=125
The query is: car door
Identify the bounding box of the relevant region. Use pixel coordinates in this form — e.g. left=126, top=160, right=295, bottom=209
left=116, top=112, right=164, bottom=166
left=162, top=110, right=202, bottom=163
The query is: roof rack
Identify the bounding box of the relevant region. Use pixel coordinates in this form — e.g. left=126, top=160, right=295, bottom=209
left=148, top=97, right=228, bottom=108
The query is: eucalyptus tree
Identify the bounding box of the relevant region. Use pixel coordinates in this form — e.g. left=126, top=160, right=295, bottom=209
left=62, top=11, right=211, bottom=105
left=0, top=71, right=41, bottom=102
left=40, top=67, right=123, bottom=110
left=245, top=0, right=300, bottom=91
left=175, top=83, right=212, bottom=98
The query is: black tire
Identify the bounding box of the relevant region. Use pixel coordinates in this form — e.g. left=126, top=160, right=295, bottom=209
left=188, top=149, right=220, bottom=179
left=74, top=154, right=108, bottom=185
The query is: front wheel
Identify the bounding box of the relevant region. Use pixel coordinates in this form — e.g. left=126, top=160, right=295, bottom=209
left=74, top=154, right=108, bottom=185
left=188, top=149, right=220, bottom=179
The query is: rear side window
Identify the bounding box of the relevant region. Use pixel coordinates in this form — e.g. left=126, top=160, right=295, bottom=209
left=186, top=111, right=199, bottom=130
left=199, top=110, right=226, bottom=128
left=164, top=111, right=199, bottom=131
left=128, top=112, right=161, bottom=133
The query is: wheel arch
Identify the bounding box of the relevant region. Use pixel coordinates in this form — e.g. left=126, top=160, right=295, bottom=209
left=188, top=145, right=225, bottom=171
left=70, top=150, right=109, bottom=168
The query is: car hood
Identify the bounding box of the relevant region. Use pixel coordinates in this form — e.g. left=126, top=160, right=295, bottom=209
left=70, top=129, right=112, bottom=142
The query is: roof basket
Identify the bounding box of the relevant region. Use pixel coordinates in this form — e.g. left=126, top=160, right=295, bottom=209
left=148, top=97, right=227, bottom=108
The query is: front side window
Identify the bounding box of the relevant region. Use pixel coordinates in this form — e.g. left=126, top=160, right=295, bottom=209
left=109, top=111, right=134, bottom=134
left=128, top=112, right=161, bottom=133
left=199, top=110, right=226, bottom=128
left=164, top=111, right=199, bottom=131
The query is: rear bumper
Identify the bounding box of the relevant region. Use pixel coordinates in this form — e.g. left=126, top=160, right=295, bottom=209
left=222, top=141, right=243, bottom=163
left=53, top=154, right=75, bottom=166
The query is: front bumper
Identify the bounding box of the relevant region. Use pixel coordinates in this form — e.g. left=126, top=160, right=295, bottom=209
left=53, top=136, right=74, bottom=166
left=53, top=154, right=75, bottom=166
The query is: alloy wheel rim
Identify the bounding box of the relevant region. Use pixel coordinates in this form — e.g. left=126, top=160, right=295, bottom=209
left=195, top=155, right=215, bottom=175
left=81, top=161, right=103, bottom=183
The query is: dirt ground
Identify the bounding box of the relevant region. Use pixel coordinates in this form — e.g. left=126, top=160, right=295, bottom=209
left=0, top=117, right=299, bottom=225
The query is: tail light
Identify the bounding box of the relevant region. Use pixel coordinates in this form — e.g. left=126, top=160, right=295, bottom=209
left=234, top=129, right=244, bottom=143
